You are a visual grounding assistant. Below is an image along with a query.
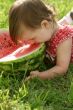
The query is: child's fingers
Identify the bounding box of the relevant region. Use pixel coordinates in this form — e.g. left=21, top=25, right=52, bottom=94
left=24, top=76, right=31, bottom=82
left=30, top=70, right=39, bottom=76
left=24, top=71, right=39, bottom=82
left=24, top=74, right=36, bottom=82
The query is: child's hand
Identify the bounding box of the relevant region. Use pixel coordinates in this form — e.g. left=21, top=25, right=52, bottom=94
left=25, top=70, right=40, bottom=82
left=30, top=70, right=40, bottom=78
left=25, top=70, right=50, bottom=82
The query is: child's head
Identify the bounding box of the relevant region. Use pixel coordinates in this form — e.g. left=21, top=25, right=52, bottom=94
left=9, top=0, right=57, bottom=43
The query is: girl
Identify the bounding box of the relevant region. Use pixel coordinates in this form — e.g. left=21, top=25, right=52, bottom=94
left=8, top=0, right=73, bottom=80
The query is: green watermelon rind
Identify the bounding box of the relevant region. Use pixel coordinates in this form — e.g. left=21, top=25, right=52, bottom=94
left=0, top=43, right=45, bottom=72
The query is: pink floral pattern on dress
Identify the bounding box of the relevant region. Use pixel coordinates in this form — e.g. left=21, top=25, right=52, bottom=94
left=46, top=25, right=73, bottom=63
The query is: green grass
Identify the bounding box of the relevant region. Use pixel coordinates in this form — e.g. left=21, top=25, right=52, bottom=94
left=0, top=0, right=73, bottom=110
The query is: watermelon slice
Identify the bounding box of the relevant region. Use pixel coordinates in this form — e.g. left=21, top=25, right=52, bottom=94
left=0, top=32, right=45, bottom=72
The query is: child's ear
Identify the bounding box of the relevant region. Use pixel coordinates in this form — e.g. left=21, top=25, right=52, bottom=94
left=41, top=20, right=49, bottom=29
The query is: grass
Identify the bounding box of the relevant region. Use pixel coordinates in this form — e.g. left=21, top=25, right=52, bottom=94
left=0, top=0, right=73, bottom=110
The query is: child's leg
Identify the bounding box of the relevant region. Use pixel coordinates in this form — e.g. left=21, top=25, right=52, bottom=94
left=58, top=9, right=73, bottom=25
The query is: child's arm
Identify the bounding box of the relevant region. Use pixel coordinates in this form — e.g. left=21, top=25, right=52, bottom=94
left=26, top=37, right=72, bottom=80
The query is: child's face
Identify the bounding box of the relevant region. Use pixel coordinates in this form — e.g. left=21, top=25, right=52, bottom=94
left=18, top=20, right=53, bottom=43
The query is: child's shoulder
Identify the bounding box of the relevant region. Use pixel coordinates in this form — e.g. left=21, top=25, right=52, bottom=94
left=46, top=24, right=73, bottom=59
left=47, top=24, right=73, bottom=49
left=52, top=24, right=73, bottom=41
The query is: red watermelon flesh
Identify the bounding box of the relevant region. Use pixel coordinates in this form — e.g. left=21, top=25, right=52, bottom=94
left=0, top=32, right=19, bottom=58
left=0, top=32, right=40, bottom=60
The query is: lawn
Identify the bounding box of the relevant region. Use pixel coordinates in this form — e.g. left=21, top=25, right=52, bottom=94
left=0, top=0, right=73, bottom=110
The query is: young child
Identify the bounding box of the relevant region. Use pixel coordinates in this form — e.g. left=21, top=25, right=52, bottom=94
left=9, top=0, right=73, bottom=80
